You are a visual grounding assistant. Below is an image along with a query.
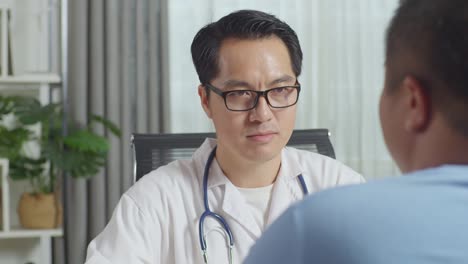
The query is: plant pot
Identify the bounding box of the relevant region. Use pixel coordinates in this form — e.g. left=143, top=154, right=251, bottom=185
left=17, top=192, right=62, bottom=229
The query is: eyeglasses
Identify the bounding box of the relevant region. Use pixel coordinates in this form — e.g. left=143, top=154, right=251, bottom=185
left=204, top=82, right=301, bottom=111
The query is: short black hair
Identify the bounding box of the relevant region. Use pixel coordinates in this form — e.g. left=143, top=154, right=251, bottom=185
left=385, top=0, right=468, bottom=136
left=191, top=9, right=303, bottom=85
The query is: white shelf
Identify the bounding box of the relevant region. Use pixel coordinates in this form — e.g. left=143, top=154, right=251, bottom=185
left=0, top=228, right=62, bottom=239
left=0, top=1, right=63, bottom=263
left=0, top=157, right=62, bottom=264
left=0, top=73, right=61, bottom=84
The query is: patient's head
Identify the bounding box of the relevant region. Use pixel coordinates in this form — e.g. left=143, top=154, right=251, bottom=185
left=379, top=0, right=468, bottom=172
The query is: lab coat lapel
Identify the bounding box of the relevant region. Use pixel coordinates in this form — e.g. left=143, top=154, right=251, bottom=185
left=204, top=150, right=263, bottom=239
left=265, top=177, right=295, bottom=226
left=266, top=148, right=305, bottom=226
left=201, top=142, right=305, bottom=239
left=221, top=182, right=263, bottom=238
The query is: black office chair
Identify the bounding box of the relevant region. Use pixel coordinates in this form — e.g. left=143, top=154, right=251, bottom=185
left=131, top=129, right=335, bottom=182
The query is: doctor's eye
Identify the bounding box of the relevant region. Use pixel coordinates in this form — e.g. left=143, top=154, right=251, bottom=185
left=270, top=87, right=293, bottom=95
left=227, top=90, right=253, bottom=97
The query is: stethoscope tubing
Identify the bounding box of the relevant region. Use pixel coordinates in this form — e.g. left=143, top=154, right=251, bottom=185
left=198, top=146, right=309, bottom=262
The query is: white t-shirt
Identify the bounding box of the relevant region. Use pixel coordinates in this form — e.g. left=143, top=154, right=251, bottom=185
left=237, top=184, right=275, bottom=231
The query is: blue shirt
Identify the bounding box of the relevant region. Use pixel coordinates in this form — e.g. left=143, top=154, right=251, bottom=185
left=245, top=165, right=468, bottom=264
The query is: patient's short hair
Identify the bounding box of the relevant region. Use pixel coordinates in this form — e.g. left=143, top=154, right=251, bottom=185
left=386, top=0, right=468, bottom=136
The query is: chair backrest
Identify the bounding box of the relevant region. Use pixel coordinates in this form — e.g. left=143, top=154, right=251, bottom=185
left=131, top=129, right=335, bottom=182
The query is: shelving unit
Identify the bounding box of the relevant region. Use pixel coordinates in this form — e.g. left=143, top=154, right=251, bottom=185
left=1, top=156, right=62, bottom=263
left=0, top=228, right=62, bottom=239
left=0, top=74, right=61, bottom=84
left=0, top=73, right=61, bottom=106
left=0, top=74, right=63, bottom=264
left=0, top=76, right=63, bottom=264
left=0, top=0, right=64, bottom=263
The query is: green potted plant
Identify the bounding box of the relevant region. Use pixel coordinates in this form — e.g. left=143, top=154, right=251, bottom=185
left=0, top=95, right=120, bottom=229
left=0, top=96, right=35, bottom=167
left=0, top=96, right=30, bottom=228
left=0, top=95, right=42, bottom=228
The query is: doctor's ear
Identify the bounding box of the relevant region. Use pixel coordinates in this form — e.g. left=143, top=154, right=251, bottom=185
left=198, top=85, right=213, bottom=119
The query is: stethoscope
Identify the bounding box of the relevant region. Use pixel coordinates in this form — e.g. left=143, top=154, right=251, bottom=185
left=198, top=146, right=309, bottom=264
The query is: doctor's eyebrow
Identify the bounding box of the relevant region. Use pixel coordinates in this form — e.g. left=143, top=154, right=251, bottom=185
left=268, top=75, right=296, bottom=87
left=221, top=75, right=296, bottom=90
left=221, top=79, right=252, bottom=90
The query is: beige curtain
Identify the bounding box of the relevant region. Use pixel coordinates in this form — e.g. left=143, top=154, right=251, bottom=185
left=53, top=0, right=164, bottom=263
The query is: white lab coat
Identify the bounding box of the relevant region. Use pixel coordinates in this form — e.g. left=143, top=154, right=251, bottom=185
left=86, top=138, right=364, bottom=264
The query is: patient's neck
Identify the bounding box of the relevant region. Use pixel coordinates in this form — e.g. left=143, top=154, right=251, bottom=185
left=404, top=116, right=468, bottom=173
left=215, top=146, right=281, bottom=188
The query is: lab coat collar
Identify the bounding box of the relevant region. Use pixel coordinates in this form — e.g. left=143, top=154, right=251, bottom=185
left=193, top=138, right=307, bottom=236
left=222, top=181, right=263, bottom=238
left=219, top=147, right=307, bottom=235
left=193, top=139, right=305, bottom=189
left=193, top=138, right=262, bottom=237
left=280, top=146, right=304, bottom=182
left=193, top=138, right=230, bottom=189
left=265, top=147, right=307, bottom=226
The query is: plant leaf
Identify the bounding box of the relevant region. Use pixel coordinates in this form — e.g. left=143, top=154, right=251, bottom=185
left=0, top=127, right=32, bottom=159
left=64, top=130, right=109, bottom=153
left=90, top=115, right=122, bottom=137
left=0, top=95, right=17, bottom=116
left=15, top=99, right=59, bottom=125
left=9, top=156, right=46, bottom=181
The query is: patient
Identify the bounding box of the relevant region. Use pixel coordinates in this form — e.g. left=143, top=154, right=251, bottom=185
left=245, top=0, right=468, bottom=263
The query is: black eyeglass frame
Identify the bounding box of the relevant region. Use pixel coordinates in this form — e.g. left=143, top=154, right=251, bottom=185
left=204, top=82, right=301, bottom=111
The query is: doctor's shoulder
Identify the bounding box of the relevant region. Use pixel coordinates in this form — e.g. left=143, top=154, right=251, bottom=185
left=125, top=158, right=202, bottom=210
left=284, top=146, right=365, bottom=189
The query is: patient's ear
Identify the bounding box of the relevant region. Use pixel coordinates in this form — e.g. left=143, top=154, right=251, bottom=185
left=198, top=85, right=212, bottom=118
left=402, top=76, right=431, bottom=132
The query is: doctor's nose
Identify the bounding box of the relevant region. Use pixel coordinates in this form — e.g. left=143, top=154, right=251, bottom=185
left=249, top=96, right=273, bottom=122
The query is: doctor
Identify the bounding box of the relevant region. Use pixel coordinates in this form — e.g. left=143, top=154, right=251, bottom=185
left=86, top=9, right=364, bottom=264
